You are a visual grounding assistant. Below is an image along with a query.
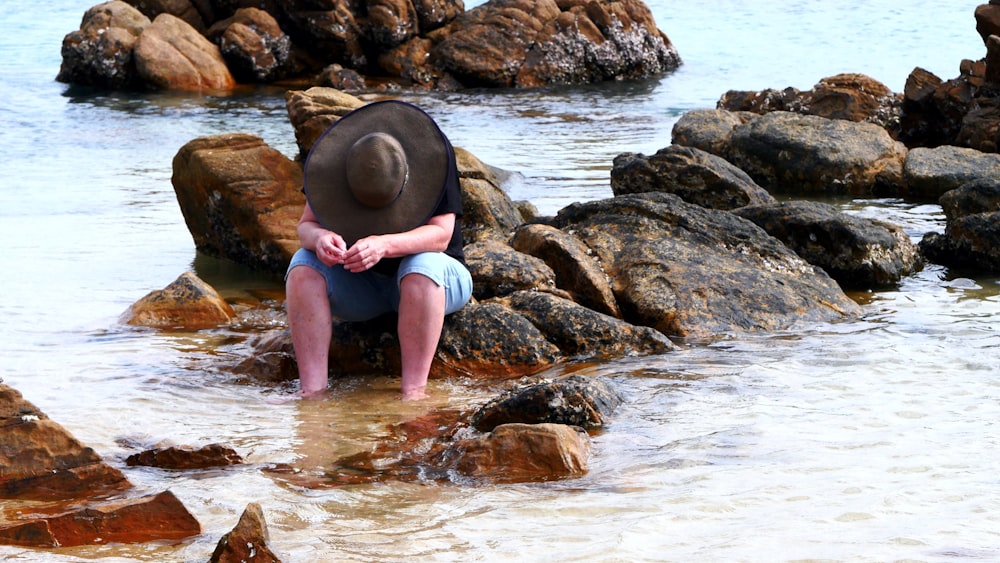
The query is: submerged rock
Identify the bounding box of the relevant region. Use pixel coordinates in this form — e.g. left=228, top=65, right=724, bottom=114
left=126, top=443, right=243, bottom=470
left=121, top=271, right=236, bottom=330
left=210, top=503, right=281, bottom=563
left=471, top=374, right=624, bottom=431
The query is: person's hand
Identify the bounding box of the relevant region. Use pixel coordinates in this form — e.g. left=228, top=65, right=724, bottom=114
left=315, top=231, right=347, bottom=266
left=343, top=235, right=388, bottom=272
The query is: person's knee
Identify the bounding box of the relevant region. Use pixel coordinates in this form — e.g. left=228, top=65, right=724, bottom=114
left=400, top=272, right=440, bottom=293
left=287, top=265, right=326, bottom=295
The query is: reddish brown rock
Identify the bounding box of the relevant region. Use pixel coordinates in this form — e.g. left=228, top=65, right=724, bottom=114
left=171, top=133, right=304, bottom=273
left=444, top=423, right=591, bottom=483
left=56, top=0, right=150, bottom=89
left=207, top=7, right=293, bottom=82
left=0, top=384, right=130, bottom=501
left=210, top=502, right=281, bottom=563
left=126, top=443, right=243, bottom=470
left=134, top=13, right=235, bottom=91
left=0, top=490, right=200, bottom=548
left=121, top=271, right=235, bottom=329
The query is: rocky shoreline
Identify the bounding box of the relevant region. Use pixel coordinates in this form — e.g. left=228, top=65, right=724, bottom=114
left=4, top=1, right=1000, bottom=558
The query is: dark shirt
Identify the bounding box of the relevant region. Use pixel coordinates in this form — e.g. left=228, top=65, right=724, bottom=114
left=373, top=137, right=465, bottom=276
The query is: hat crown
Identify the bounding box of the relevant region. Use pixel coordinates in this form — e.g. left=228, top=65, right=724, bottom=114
left=345, top=132, right=408, bottom=209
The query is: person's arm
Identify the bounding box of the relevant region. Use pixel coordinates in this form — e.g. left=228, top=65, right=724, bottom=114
left=297, top=203, right=348, bottom=266
left=342, top=213, right=456, bottom=273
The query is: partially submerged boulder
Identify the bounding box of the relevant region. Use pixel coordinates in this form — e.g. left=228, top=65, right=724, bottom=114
left=734, top=201, right=922, bottom=289
left=919, top=178, right=1000, bottom=272
left=121, top=271, right=236, bottom=330
left=56, top=0, right=150, bottom=89
left=133, top=13, right=235, bottom=91
left=210, top=503, right=281, bottom=563
left=471, top=375, right=624, bottom=431
left=550, top=192, right=862, bottom=338
left=440, top=422, right=591, bottom=483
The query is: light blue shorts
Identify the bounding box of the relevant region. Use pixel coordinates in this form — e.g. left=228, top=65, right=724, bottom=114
left=286, top=249, right=473, bottom=322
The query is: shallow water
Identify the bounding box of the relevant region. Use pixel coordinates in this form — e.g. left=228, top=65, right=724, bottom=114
left=2, top=1, right=999, bottom=561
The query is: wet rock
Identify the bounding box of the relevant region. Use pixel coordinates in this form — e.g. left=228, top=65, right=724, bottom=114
left=510, top=223, right=620, bottom=317
left=939, top=178, right=1000, bottom=220
left=734, top=201, right=922, bottom=290
left=500, top=290, right=674, bottom=359
left=206, top=8, right=293, bottom=83
left=551, top=192, right=862, bottom=338
left=433, top=0, right=679, bottom=88
left=0, top=490, right=200, bottom=548
left=897, top=62, right=983, bottom=149
left=134, top=13, right=235, bottom=91
left=919, top=178, right=1000, bottom=272
left=455, top=148, right=526, bottom=244
left=210, top=502, right=281, bottom=563
left=611, top=145, right=776, bottom=211
left=436, top=302, right=563, bottom=378
left=465, top=240, right=559, bottom=300
left=0, top=383, right=130, bottom=501
left=920, top=211, right=1000, bottom=272
left=471, top=374, right=624, bottom=431
left=171, top=133, right=303, bottom=273
left=121, top=271, right=236, bottom=329
left=441, top=423, right=591, bottom=483
left=56, top=1, right=150, bottom=89
left=956, top=93, right=1000, bottom=152
left=126, top=443, right=243, bottom=470
left=902, top=145, right=1000, bottom=200
left=723, top=111, right=908, bottom=196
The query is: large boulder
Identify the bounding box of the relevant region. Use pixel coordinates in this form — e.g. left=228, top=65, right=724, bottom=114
left=171, top=133, right=304, bottom=273
left=56, top=1, right=151, bottom=89
left=611, top=144, right=776, bottom=210
left=134, top=13, right=235, bottom=91
left=734, top=201, right=922, bottom=289
left=440, top=423, right=591, bottom=483
left=903, top=145, right=1000, bottom=200
left=550, top=192, right=862, bottom=338
left=432, top=0, right=680, bottom=88
left=722, top=111, right=908, bottom=196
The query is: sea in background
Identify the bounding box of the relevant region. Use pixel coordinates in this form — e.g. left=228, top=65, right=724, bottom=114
left=1, top=1, right=999, bottom=561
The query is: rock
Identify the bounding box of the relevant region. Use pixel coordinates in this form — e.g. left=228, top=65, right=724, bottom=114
left=719, top=73, right=900, bottom=127
left=442, top=423, right=591, bottom=483
left=610, top=145, right=776, bottom=211
left=471, top=374, right=624, bottom=431
left=171, top=133, right=304, bottom=273
left=903, top=145, right=1000, bottom=200
left=734, top=201, right=922, bottom=289
left=919, top=178, right=1000, bottom=272
left=671, top=108, right=755, bottom=156
left=956, top=94, right=1000, bottom=152
left=365, top=0, right=419, bottom=49
left=920, top=211, right=1000, bottom=272
left=976, top=3, right=1000, bottom=45
left=454, top=147, right=526, bottom=243
left=56, top=1, right=150, bottom=89
left=126, top=443, right=243, bottom=469
left=510, top=223, right=620, bottom=317
left=284, top=87, right=366, bottom=160
left=0, top=383, right=130, bottom=501
left=207, top=8, right=292, bottom=82
left=433, top=0, right=679, bottom=88
left=551, top=192, right=862, bottom=338
left=897, top=63, right=983, bottom=149
left=134, top=13, right=235, bottom=91
left=436, top=302, right=563, bottom=378
left=723, top=111, right=908, bottom=196
left=209, top=502, right=281, bottom=563
left=278, top=0, right=367, bottom=71
left=500, top=290, right=674, bottom=359
left=465, top=240, right=559, bottom=300
left=121, top=271, right=236, bottom=329
left=0, top=490, right=200, bottom=548
left=124, top=0, right=208, bottom=33
left=939, top=178, right=1000, bottom=220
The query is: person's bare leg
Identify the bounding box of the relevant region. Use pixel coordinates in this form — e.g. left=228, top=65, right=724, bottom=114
left=397, top=273, right=446, bottom=401
left=286, top=266, right=332, bottom=398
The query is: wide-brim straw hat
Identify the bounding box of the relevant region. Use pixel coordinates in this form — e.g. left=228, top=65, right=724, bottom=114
left=303, top=100, right=450, bottom=246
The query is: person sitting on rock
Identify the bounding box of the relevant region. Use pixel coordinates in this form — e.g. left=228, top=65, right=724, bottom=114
left=285, top=100, right=473, bottom=401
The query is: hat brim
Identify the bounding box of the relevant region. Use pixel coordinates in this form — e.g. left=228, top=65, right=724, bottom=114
left=304, top=100, right=449, bottom=246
